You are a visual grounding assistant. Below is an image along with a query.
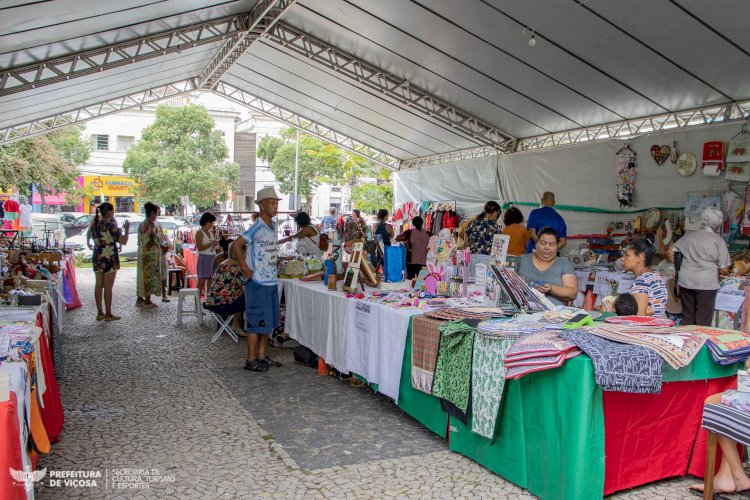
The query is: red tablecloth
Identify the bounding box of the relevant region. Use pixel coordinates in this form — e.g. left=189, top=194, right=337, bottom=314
left=63, top=254, right=82, bottom=311
left=183, top=249, right=198, bottom=288
left=35, top=312, right=64, bottom=443
left=0, top=393, right=28, bottom=500
left=603, top=376, right=736, bottom=494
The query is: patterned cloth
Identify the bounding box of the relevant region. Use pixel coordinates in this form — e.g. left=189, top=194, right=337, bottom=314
left=681, top=325, right=750, bottom=365
left=504, top=330, right=581, bottom=379
left=471, top=334, right=517, bottom=439
left=630, top=271, right=668, bottom=318
left=91, top=219, right=122, bottom=273
left=427, top=307, right=503, bottom=321
left=432, top=320, right=476, bottom=414
left=205, top=261, right=246, bottom=307
left=589, top=324, right=706, bottom=369
left=465, top=218, right=502, bottom=255
left=477, top=320, right=550, bottom=338
left=242, top=218, right=279, bottom=286
left=411, top=316, right=444, bottom=394
left=558, top=329, right=663, bottom=394
left=721, top=390, right=750, bottom=413
left=137, top=222, right=162, bottom=297
left=605, top=315, right=675, bottom=327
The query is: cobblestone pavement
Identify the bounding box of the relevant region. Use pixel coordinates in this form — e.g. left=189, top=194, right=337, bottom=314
left=35, top=268, right=741, bottom=499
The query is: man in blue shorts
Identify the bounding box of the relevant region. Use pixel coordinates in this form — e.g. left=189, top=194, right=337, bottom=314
left=526, top=191, right=568, bottom=253
left=231, top=187, right=283, bottom=372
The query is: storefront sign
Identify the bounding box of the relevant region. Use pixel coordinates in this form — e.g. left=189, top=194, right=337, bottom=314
left=82, top=175, right=135, bottom=196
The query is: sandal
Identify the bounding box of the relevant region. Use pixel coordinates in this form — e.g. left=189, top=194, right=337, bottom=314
left=243, top=359, right=269, bottom=372
left=104, top=315, right=121, bottom=322
left=161, top=297, right=171, bottom=303
left=96, top=313, right=106, bottom=321
left=142, top=302, right=157, bottom=309
left=135, top=299, right=144, bottom=308
left=260, top=356, right=281, bottom=367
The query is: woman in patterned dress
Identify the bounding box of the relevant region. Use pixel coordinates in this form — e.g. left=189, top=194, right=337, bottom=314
left=90, top=202, right=129, bottom=321
left=136, top=202, right=162, bottom=309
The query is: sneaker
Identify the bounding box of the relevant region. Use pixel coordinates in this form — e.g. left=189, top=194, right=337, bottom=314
left=260, top=356, right=281, bottom=367
left=243, top=359, right=268, bottom=372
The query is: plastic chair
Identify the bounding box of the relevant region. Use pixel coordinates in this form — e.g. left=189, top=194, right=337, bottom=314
left=177, top=288, right=203, bottom=326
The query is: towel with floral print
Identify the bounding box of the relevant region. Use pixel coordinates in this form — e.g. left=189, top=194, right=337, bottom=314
left=470, top=333, right=517, bottom=439
left=431, top=320, right=476, bottom=414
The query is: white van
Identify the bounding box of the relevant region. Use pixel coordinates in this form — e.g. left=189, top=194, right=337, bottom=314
left=31, top=213, right=66, bottom=245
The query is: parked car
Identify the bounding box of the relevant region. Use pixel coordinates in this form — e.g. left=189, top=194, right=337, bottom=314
left=65, top=214, right=95, bottom=238
left=31, top=213, right=66, bottom=245
left=65, top=218, right=143, bottom=261
left=56, top=212, right=87, bottom=228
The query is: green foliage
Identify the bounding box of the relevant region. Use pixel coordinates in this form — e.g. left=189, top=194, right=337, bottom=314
left=351, top=182, right=393, bottom=215
left=257, top=127, right=390, bottom=207
left=0, top=126, right=90, bottom=199
left=123, top=104, right=239, bottom=208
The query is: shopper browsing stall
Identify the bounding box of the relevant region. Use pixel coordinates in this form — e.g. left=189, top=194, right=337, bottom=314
left=465, top=201, right=503, bottom=255
left=90, top=202, right=129, bottom=321
left=196, top=212, right=220, bottom=296
left=671, top=207, right=731, bottom=326
left=501, top=206, right=530, bottom=256
left=279, top=211, right=323, bottom=258
left=136, top=202, right=162, bottom=309
left=518, top=227, right=577, bottom=306
left=526, top=192, right=567, bottom=252
left=622, top=238, right=668, bottom=317
left=395, top=216, right=432, bottom=279
left=343, top=209, right=367, bottom=244
left=321, top=207, right=338, bottom=235
left=231, top=187, right=283, bottom=373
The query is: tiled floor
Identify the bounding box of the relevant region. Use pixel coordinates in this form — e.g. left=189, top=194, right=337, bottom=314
left=35, top=268, right=742, bottom=498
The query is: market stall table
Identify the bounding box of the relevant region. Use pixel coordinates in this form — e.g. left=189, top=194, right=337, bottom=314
left=396, top=317, right=740, bottom=500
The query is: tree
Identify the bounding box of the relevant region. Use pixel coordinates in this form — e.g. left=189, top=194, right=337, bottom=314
left=257, top=129, right=347, bottom=208
left=123, top=104, right=239, bottom=208
left=0, top=126, right=90, bottom=201
left=351, top=181, right=393, bottom=215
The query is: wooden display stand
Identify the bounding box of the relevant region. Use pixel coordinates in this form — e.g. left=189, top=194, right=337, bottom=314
left=342, top=240, right=380, bottom=291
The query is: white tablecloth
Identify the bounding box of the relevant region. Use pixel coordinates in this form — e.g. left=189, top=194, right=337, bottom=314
left=280, top=279, right=422, bottom=401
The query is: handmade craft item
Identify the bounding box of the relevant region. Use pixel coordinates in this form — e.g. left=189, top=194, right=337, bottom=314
left=616, top=145, right=637, bottom=208
left=650, top=144, right=670, bottom=166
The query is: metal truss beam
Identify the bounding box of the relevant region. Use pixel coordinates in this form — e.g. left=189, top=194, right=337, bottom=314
left=399, top=146, right=500, bottom=169
left=212, top=81, right=401, bottom=169
left=0, top=14, right=250, bottom=97
left=198, top=0, right=297, bottom=89
left=266, top=22, right=516, bottom=152
left=516, top=100, right=750, bottom=152
left=0, top=79, right=198, bottom=145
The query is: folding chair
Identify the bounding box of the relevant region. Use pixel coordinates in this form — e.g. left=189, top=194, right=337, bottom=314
left=204, top=299, right=244, bottom=343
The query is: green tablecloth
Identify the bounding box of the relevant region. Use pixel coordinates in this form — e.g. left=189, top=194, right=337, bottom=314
left=396, top=316, right=740, bottom=500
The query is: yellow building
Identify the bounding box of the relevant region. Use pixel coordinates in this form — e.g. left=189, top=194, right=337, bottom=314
left=78, top=175, right=140, bottom=214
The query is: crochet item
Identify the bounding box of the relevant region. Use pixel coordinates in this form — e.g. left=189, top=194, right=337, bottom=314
left=616, top=150, right=637, bottom=208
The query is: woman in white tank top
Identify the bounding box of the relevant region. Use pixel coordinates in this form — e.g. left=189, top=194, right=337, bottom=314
left=279, top=212, right=323, bottom=258
left=196, top=212, right=219, bottom=294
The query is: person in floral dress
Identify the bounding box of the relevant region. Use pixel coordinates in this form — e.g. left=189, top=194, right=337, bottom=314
left=90, top=202, right=129, bottom=321
left=205, top=238, right=246, bottom=336
left=136, top=202, right=162, bottom=308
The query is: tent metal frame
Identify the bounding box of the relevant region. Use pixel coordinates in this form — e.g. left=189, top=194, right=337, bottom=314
left=198, top=0, right=297, bottom=90
left=266, top=22, right=516, bottom=153
left=212, top=81, right=401, bottom=169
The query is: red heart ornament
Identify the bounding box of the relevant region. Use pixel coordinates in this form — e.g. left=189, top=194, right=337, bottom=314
left=651, top=145, right=662, bottom=164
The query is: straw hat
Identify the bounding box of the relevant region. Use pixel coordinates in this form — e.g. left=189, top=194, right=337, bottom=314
left=255, top=187, right=282, bottom=204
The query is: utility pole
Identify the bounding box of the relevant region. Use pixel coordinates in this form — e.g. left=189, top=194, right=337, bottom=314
left=293, top=128, right=299, bottom=211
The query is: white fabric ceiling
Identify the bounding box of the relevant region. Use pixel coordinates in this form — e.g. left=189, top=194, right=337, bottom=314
left=2, top=0, right=750, bottom=160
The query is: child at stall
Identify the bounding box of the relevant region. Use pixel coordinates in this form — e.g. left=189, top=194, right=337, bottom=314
left=231, top=187, right=283, bottom=373
left=613, top=293, right=638, bottom=316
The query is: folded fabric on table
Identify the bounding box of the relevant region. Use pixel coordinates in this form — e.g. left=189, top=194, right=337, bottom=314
left=426, top=307, right=503, bottom=321
left=470, top=332, right=517, bottom=439
left=679, top=325, right=750, bottom=365
left=432, top=320, right=477, bottom=416
left=604, top=315, right=675, bottom=327
left=588, top=324, right=705, bottom=369
left=558, top=329, right=663, bottom=394
left=503, top=330, right=582, bottom=379
left=477, top=320, right=549, bottom=339
left=411, top=315, right=444, bottom=394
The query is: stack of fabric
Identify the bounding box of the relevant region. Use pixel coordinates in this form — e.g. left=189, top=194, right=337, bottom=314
left=558, top=329, right=663, bottom=394
left=680, top=325, right=750, bottom=365
left=411, top=316, right=444, bottom=394
left=504, top=330, right=582, bottom=380
left=604, top=316, right=675, bottom=327
left=426, top=307, right=503, bottom=321
left=588, top=324, right=705, bottom=369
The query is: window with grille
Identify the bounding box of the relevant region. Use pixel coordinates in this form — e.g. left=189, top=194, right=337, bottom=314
left=95, top=135, right=109, bottom=151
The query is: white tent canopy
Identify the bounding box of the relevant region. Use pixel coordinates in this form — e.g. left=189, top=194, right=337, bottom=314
left=2, top=0, right=750, bottom=165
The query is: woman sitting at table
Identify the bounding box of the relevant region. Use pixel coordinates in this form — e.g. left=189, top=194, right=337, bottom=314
left=279, top=211, right=323, bottom=258
left=205, top=239, right=247, bottom=337
left=518, top=227, right=578, bottom=306
left=621, top=238, right=667, bottom=317
left=690, top=359, right=750, bottom=495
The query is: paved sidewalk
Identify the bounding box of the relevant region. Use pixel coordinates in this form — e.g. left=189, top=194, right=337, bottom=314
left=35, top=268, right=729, bottom=499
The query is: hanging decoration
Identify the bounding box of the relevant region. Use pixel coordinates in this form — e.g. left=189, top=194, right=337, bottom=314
left=650, top=144, right=670, bottom=166
left=702, top=141, right=726, bottom=177
left=676, top=152, right=697, bottom=176
left=616, top=144, right=637, bottom=208
left=670, top=141, right=678, bottom=164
